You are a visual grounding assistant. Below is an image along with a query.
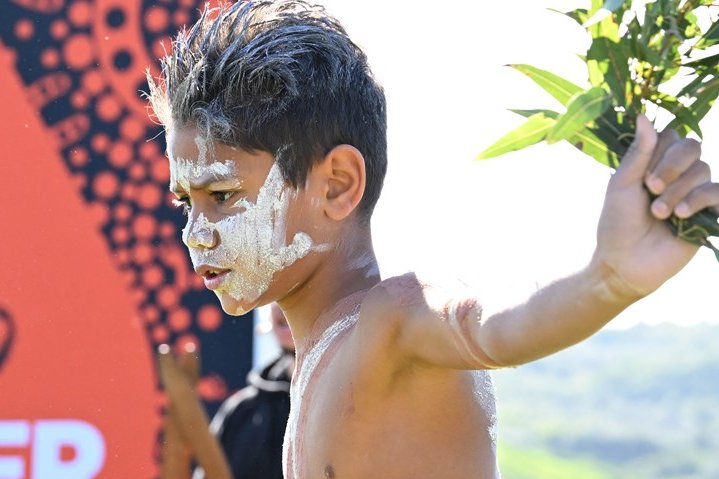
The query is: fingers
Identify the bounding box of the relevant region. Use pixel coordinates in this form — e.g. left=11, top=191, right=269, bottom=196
left=614, top=114, right=658, bottom=184
left=646, top=129, right=680, bottom=177
left=649, top=160, right=712, bottom=219
left=645, top=138, right=702, bottom=197
left=639, top=129, right=718, bottom=220
left=673, top=182, right=719, bottom=219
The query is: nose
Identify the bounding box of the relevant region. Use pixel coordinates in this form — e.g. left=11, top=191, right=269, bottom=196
left=182, top=213, right=218, bottom=250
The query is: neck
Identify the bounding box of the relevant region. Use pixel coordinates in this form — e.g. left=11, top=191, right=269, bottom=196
left=278, top=225, right=380, bottom=353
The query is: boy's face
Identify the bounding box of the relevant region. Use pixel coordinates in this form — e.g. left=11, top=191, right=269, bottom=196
left=167, top=125, right=325, bottom=316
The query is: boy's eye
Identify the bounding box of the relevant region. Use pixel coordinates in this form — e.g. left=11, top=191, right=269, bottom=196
left=210, top=191, right=234, bottom=203
left=171, top=196, right=192, bottom=216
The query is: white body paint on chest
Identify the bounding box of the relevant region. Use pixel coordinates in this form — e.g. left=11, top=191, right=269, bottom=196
left=471, top=370, right=498, bottom=447
left=283, top=308, right=360, bottom=479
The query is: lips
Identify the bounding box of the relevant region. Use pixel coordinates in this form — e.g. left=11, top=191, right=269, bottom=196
left=194, top=265, right=231, bottom=290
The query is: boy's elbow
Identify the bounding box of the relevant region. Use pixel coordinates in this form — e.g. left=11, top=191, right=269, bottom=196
left=449, top=297, right=510, bottom=370
left=473, top=313, right=524, bottom=370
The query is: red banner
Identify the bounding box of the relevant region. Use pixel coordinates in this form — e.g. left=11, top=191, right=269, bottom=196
left=0, top=1, right=253, bottom=477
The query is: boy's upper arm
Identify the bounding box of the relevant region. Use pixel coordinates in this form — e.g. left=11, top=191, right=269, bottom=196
left=361, top=273, right=503, bottom=371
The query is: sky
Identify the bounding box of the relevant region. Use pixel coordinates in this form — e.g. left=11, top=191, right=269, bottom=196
left=308, top=0, right=719, bottom=330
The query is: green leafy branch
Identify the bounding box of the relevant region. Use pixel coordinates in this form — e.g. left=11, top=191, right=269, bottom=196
left=478, top=0, right=719, bottom=261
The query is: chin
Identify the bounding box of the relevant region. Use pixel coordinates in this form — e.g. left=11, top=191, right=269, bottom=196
left=214, top=291, right=258, bottom=316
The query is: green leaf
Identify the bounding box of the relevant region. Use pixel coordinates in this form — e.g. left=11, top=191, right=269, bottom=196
left=510, top=109, right=619, bottom=168
left=669, top=78, right=719, bottom=134
left=509, top=109, right=559, bottom=119
left=669, top=208, right=719, bottom=249
left=682, top=53, right=719, bottom=71
left=654, top=61, right=682, bottom=87
left=546, top=88, right=612, bottom=144
left=652, top=93, right=703, bottom=137
left=583, top=1, right=621, bottom=28
left=694, top=19, right=719, bottom=49
left=585, top=3, right=621, bottom=41
left=587, top=37, right=630, bottom=106
left=638, top=39, right=662, bottom=65
left=677, top=71, right=713, bottom=98
left=509, top=64, right=583, bottom=106
left=642, top=2, right=662, bottom=41
left=550, top=8, right=589, bottom=26
left=587, top=55, right=604, bottom=87
left=679, top=11, right=701, bottom=39
left=476, top=113, right=556, bottom=160
left=475, top=0, right=719, bottom=260
left=570, top=126, right=621, bottom=168
left=671, top=107, right=703, bottom=138
left=691, top=77, right=719, bottom=121
left=626, top=16, right=643, bottom=59
left=591, top=111, right=634, bottom=157
left=589, top=0, right=604, bottom=15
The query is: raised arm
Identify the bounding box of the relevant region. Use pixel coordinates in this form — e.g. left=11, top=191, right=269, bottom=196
left=378, top=116, right=718, bottom=370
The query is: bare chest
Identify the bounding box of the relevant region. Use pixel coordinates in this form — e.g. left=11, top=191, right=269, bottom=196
left=284, top=324, right=499, bottom=479
left=284, top=309, right=361, bottom=479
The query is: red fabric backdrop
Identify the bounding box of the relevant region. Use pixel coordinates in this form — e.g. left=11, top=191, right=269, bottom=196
left=0, top=1, right=253, bottom=477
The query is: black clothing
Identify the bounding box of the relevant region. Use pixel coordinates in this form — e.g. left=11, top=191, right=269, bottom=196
left=194, top=354, right=293, bottom=479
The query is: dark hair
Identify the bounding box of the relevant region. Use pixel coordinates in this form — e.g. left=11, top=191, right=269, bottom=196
left=147, top=0, right=387, bottom=220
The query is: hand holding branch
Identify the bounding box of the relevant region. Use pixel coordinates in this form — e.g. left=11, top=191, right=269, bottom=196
left=594, top=115, right=719, bottom=300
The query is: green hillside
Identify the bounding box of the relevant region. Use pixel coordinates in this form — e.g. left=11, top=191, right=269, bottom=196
left=493, top=324, right=719, bottom=479
left=499, top=443, right=611, bottom=479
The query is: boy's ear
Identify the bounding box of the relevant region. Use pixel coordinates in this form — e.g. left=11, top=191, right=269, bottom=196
left=319, top=144, right=366, bottom=221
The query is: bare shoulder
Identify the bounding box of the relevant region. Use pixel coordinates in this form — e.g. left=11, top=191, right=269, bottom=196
left=356, top=273, right=481, bottom=353
left=349, top=272, right=502, bottom=372
left=361, top=272, right=424, bottom=316
left=351, top=274, right=418, bottom=350
left=362, top=272, right=480, bottom=321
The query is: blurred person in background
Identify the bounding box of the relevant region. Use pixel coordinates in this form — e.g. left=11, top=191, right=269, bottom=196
left=195, top=303, right=295, bottom=479
left=160, top=303, right=295, bottom=479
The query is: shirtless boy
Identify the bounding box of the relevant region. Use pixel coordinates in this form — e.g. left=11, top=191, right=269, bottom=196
left=147, top=1, right=719, bottom=477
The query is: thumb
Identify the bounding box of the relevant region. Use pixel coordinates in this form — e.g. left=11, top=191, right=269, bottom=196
left=614, top=114, right=658, bottom=184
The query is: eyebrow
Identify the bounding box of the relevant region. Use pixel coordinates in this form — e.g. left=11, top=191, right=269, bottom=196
left=169, top=174, right=243, bottom=194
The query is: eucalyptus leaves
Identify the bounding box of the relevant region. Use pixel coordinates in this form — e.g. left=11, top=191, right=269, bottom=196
left=478, top=0, right=719, bottom=260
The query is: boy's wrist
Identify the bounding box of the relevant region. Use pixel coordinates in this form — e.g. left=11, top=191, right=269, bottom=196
left=585, top=254, right=647, bottom=308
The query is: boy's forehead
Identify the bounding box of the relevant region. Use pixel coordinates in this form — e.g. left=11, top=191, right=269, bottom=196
left=169, top=157, right=237, bottom=192
left=166, top=125, right=205, bottom=160
left=166, top=127, right=277, bottom=193
left=167, top=127, right=238, bottom=191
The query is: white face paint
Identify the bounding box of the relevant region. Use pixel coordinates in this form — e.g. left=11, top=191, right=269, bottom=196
left=172, top=136, right=323, bottom=315
left=169, top=135, right=235, bottom=193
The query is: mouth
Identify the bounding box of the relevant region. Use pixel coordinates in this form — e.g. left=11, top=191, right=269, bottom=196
left=195, top=265, right=231, bottom=289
